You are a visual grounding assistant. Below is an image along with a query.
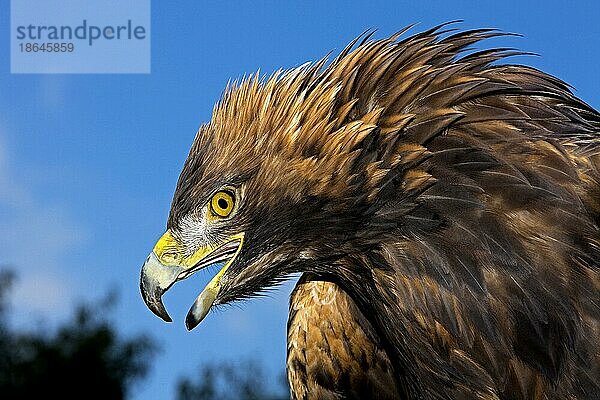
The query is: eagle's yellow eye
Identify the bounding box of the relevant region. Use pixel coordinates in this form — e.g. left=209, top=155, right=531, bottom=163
left=209, top=190, right=235, bottom=218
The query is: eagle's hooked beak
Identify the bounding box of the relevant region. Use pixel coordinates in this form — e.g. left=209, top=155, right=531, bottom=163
left=140, top=230, right=244, bottom=330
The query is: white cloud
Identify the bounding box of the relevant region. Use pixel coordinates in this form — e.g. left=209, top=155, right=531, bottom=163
left=0, top=131, right=85, bottom=322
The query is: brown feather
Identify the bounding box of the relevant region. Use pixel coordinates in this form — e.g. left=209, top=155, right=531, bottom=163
left=167, top=23, right=600, bottom=399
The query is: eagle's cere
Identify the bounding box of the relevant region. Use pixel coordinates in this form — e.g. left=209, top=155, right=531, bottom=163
left=141, top=23, right=600, bottom=399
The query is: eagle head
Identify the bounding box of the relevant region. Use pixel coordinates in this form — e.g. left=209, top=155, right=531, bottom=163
left=140, top=62, right=389, bottom=329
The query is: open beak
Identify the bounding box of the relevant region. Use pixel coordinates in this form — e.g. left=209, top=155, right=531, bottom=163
left=140, top=230, right=244, bottom=330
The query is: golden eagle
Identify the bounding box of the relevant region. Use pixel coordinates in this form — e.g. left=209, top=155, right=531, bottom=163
left=140, top=24, right=600, bottom=399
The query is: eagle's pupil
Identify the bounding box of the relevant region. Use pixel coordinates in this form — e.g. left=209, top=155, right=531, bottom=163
left=218, top=198, right=228, bottom=210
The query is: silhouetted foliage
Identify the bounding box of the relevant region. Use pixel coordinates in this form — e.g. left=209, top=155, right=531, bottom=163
left=0, top=269, right=289, bottom=399
left=0, top=269, right=157, bottom=399
left=177, top=359, right=289, bottom=400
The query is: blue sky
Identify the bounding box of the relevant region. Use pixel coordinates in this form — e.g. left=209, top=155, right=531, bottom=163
left=1, top=1, right=599, bottom=399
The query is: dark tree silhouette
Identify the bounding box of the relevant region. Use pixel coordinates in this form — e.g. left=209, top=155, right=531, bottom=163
left=0, top=269, right=157, bottom=399
left=0, top=269, right=288, bottom=399
left=177, top=359, right=289, bottom=400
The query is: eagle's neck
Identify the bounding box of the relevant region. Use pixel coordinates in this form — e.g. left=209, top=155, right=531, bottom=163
left=308, top=253, right=425, bottom=397
left=287, top=273, right=403, bottom=399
